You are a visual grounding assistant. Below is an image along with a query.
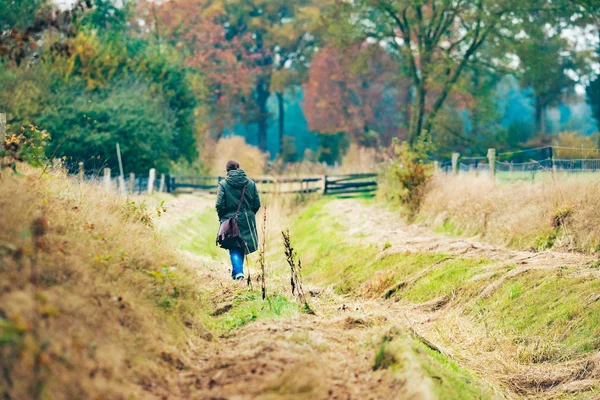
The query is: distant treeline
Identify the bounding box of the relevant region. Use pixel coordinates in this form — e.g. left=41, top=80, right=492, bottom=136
left=1, top=0, right=599, bottom=171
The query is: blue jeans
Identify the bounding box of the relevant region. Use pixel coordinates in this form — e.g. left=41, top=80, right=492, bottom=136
left=229, top=248, right=244, bottom=279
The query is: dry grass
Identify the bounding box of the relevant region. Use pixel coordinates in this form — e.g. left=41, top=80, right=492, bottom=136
left=420, top=172, right=600, bottom=252
left=211, top=136, right=268, bottom=177
left=0, top=166, right=211, bottom=399
left=339, top=143, right=380, bottom=174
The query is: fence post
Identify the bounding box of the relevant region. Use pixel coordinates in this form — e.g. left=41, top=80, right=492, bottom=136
left=103, top=168, right=111, bottom=192
left=78, top=162, right=84, bottom=183
left=159, top=173, right=165, bottom=193
left=118, top=175, right=127, bottom=196
left=129, top=172, right=135, bottom=194
left=549, top=146, right=556, bottom=174
left=165, top=174, right=171, bottom=193
left=451, top=153, right=460, bottom=175
left=0, top=113, right=6, bottom=150
left=487, top=148, right=496, bottom=176
left=148, top=168, right=156, bottom=194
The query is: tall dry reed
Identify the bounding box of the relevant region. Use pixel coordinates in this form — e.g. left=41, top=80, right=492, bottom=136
left=420, top=172, right=600, bottom=252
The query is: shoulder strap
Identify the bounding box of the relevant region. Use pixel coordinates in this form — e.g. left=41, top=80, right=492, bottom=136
left=236, top=184, right=247, bottom=214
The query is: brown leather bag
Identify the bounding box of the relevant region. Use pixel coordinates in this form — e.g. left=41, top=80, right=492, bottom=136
left=216, top=184, right=247, bottom=249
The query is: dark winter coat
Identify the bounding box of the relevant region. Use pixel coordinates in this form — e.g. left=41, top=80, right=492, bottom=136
left=216, top=169, right=261, bottom=254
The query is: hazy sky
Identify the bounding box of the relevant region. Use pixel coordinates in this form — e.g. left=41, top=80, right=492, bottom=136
left=53, top=0, right=77, bottom=9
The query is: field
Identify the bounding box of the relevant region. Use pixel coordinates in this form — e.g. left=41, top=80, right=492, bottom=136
left=2, top=167, right=600, bottom=399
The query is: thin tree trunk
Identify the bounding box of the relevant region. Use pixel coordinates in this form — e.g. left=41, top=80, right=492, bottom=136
left=276, top=92, right=285, bottom=156
left=256, top=79, right=270, bottom=152
left=409, top=84, right=426, bottom=146
left=535, top=97, right=546, bottom=135
left=403, top=88, right=412, bottom=141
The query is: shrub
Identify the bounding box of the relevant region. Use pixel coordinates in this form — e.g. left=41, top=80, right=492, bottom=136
left=1, top=124, right=50, bottom=172
left=339, top=143, right=380, bottom=173
left=211, top=136, right=268, bottom=177
left=381, top=139, right=433, bottom=218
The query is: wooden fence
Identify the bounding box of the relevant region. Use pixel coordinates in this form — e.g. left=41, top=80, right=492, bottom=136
left=167, top=173, right=378, bottom=196
left=82, top=169, right=378, bottom=197
left=323, top=174, right=378, bottom=196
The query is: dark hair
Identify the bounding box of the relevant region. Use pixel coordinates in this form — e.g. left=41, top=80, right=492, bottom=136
left=226, top=160, right=240, bottom=172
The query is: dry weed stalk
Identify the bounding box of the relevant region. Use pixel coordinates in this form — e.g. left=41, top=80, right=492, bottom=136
left=281, top=229, right=314, bottom=314
left=30, top=215, right=48, bottom=399
left=258, top=207, right=268, bottom=300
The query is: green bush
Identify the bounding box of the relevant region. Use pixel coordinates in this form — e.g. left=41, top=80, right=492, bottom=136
left=1, top=125, right=51, bottom=171
left=381, top=139, right=433, bottom=218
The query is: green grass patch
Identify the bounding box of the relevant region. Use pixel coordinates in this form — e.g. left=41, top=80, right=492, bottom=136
left=289, top=199, right=489, bottom=299
left=165, top=208, right=221, bottom=259
left=370, top=332, right=496, bottom=399
left=289, top=200, right=434, bottom=292
left=336, top=252, right=449, bottom=296
left=468, top=269, right=600, bottom=358
left=413, top=340, right=496, bottom=399
left=432, top=219, right=464, bottom=237
left=204, top=291, right=300, bottom=333
left=401, top=258, right=489, bottom=303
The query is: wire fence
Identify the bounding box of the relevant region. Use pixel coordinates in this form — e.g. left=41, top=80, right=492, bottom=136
left=439, top=145, right=600, bottom=177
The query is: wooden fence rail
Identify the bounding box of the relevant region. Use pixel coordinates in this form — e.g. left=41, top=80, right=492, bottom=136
left=72, top=168, right=378, bottom=197
left=323, top=174, right=378, bottom=196
left=167, top=173, right=378, bottom=196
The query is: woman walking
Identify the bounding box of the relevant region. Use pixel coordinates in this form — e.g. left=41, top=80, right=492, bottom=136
left=216, top=160, right=261, bottom=280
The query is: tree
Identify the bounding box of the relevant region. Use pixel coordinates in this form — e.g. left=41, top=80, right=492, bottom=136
left=588, top=76, right=600, bottom=131
left=217, top=0, right=321, bottom=153
left=1, top=1, right=199, bottom=170
left=0, top=0, right=46, bottom=32
left=156, top=0, right=322, bottom=153
left=587, top=33, right=600, bottom=132
left=40, top=78, right=181, bottom=173
left=328, top=0, right=596, bottom=146
left=516, top=14, right=595, bottom=135
left=0, top=0, right=91, bottom=66
left=303, top=44, right=410, bottom=146
left=154, top=0, right=256, bottom=139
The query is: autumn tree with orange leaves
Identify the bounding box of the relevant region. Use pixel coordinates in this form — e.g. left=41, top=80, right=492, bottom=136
left=155, top=0, right=323, bottom=154
left=303, top=44, right=411, bottom=147
left=328, top=0, right=596, bottom=147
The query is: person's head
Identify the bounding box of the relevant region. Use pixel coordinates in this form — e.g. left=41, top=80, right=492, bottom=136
left=226, top=160, right=240, bottom=172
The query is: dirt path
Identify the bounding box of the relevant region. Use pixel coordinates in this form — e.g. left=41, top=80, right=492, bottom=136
left=158, top=195, right=599, bottom=399
left=156, top=195, right=437, bottom=399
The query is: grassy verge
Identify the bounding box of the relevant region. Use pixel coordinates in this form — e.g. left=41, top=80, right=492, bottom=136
left=468, top=269, right=600, bottom=361
left=289, top=200, right=492, bottom=301
left=287, top=198, right=600, bottom=397
left=370, top=330, right=498, bottom=399
left=419, top=173, right=600, bottom=252
left=0, top=168, right=215, bottom=399
left=167, top=208, right=222, bottom=259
